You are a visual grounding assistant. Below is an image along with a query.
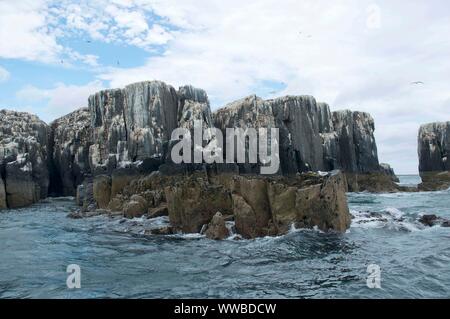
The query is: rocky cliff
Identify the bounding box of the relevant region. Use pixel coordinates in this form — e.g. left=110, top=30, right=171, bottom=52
left=418, top=122, right=450, bottom=190
left=213, top=95, right=398, bottom=191
left=50, top=108, right=92, bottom=196
left=0, top=110, right=50, bottom=208
left=0, top=80, right=398, bottom=238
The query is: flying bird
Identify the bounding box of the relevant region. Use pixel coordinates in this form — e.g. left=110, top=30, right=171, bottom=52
left=411, top=81, right=424, bottom=85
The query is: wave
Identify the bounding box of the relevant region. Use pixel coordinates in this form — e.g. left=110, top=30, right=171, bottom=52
left=350, top=207, right=425, bottom=232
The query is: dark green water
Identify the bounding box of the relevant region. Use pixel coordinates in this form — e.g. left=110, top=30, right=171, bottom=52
left=0, top=175, right=449, bottom=298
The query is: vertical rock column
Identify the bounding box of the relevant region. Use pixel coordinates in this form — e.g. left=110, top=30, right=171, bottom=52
left=0, top=110, right=50, bottom=208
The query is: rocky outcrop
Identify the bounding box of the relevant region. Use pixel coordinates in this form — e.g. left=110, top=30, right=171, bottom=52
left=88, top=81, right=179, bottom=174
left=205, top=212, right=230, bottom=240
left=87, top=169, right=351, bottom=238
left=50, top=108, right=92, bottom=196
left=0, top=110, right=50, bottom=208
left=418, top=122, right=450, bottom=191
left=213, top=95, right=399, bottom=192
left=419, top=214, right=450, bottom=227
left=379, top=163, right=400, bottom=183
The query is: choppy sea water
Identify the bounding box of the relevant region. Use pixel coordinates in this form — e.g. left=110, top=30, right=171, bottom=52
left=0, top=175, right=449, bottom=299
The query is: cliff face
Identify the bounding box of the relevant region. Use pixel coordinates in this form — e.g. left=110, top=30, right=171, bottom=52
left=418, top=122, right=450, bottom=190
left=213, top=95, right=382, bottom=176
left=88, top=81, right=179, bottom=174
left=50, top=108, right=92, bottom=196
left=0, top=110, right=50, bottom=208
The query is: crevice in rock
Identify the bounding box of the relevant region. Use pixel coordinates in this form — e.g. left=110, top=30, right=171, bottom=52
left=47, top=123, right=64, bottom=197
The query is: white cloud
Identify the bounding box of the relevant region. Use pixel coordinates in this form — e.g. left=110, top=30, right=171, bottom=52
left=0, top=0, right=62, bottom=63
left=0, top=66, right=10, bottom=82
left=2, top=0, right=450, bottom=174
left=16, top=81, right=105, bottom=122
left=96, top=0, right=450, bottom=174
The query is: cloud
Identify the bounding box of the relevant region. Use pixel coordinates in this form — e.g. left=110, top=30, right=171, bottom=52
left=16, top=80, right=105, bottom=122
left=0, top=0, right=101, bottom=66
left=3, top=0, right=450, bottom=173
left=96, top=0, right=450, bottom=174
left=0, top=66, right=10, bottom=82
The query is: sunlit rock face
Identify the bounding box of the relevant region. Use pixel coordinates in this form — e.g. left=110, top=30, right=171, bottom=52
left=0, top=110, right=50, bottom=208
left=50, top=108, right=93, bottom=196
left=418, top=122, right=450, bottom=190
left=88, top=81, right=179, bottom=173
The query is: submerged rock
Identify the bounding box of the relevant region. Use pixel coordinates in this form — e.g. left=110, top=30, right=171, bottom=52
left=418, top=122, right=450, bottom=191
left=0, top=110, right=50, bottom=208
left=418, top=214, right=450, bottom=227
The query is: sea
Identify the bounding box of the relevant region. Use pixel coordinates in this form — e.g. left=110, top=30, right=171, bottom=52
left=0, top=175, right=449, bottom=298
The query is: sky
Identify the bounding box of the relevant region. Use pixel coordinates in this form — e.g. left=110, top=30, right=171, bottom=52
left=0, top=0, right=449, bottom=174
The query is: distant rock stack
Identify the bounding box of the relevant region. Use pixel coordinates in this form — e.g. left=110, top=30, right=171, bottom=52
left=418, top=122, right=450, bottom=191
left=0, top=110, right=50, bottom=208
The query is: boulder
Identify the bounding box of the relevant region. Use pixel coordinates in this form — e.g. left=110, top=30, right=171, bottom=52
left=231, top=176, right=272, bottom=238
left=93, top=175, right=112, bottom=209
left=165, top=177, right=233, bottom=233
left=268, top=171, right=351, bottom=233
left=205, top=212, right=229, bottom=240
left=419, top=214, right=450, bottom=227
left=123, top=195, right=148, bottom=218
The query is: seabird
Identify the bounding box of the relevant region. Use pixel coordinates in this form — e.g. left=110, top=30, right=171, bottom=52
left=411, top=81, right=424, bottom=85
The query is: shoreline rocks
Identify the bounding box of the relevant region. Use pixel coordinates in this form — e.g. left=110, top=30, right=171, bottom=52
left=78, top=169, right=351, bottom=238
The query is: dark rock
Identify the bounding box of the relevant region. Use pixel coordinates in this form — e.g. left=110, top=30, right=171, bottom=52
left=379, top=163, right=400, bottom=183
left=148, top=204, right=168, bottom=218
left=205, top=212, right=229, bottom=240
left=418, top=122, right=450, bottom=191
left=145, top=226, right=173, bottom=235
left=50, top=108, right=92, bottom=196
left=419, top=214, right=450, bottom=227
left=0, top=177, right=6, bottom=209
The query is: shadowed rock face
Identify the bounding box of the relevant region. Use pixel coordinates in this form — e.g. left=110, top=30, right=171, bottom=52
left=50, top=108, right=92, bottom=196
left=418, top=122, right=450, bottom=190
left=213, top=96, right=381, bottom=175
left=0, top=110, right=50, bottom=208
